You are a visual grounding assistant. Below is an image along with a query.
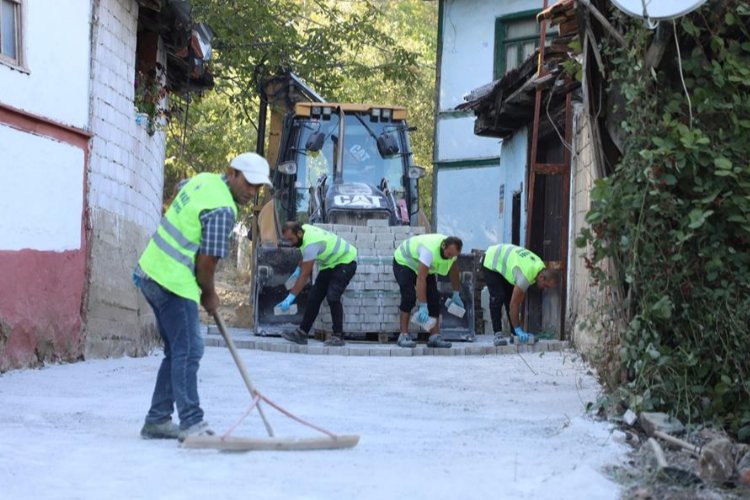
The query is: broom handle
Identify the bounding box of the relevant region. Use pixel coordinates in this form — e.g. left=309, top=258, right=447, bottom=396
left=212, top=313, right=275, bottom=438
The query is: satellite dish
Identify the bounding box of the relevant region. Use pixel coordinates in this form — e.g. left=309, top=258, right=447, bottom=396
left=611, top=0, right=708, bottom=21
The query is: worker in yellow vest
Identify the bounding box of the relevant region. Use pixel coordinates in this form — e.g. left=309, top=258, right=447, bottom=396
left=133, top=152, right=272, bottom=441
left=392, top=233, right=464, bottom=348
left=276, top=222, right=358, bottom=347
left=482, top=244, right=559, bottom=346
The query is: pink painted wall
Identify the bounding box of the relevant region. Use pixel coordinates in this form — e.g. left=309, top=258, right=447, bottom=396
left=0, top=250, right=87, bottom=370
left=0, top=104, right=90, bottom=372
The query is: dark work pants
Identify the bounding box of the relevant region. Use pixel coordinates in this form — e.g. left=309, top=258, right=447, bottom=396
left=482, top=266, right=514, bottom=334
left=392, top=259, right=440, bottom=317
left=299, top=260, right=357, bottom=334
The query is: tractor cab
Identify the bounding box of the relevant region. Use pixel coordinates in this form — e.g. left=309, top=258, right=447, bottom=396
left=272, top=103, right=424, bottom=228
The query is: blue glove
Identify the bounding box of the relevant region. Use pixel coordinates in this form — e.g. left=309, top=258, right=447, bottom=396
left=451, top=291, right=464, bottom=309
left=514, top=326, right=530, bottom=343
left=290, top=266, right=301, bottom=280
left=416, top=303, right=429, bottom=323
left=277, top=293, right=296, bottom=312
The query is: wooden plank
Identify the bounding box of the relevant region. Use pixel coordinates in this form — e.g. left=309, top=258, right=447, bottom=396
left=532, top=163, right=566, bottom=175
left=182, top=434, right=360, bottom=451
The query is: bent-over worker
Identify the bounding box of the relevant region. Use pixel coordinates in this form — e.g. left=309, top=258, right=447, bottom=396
left=482, top=243, right=559, bottom=346
left=392, top=233, right=463, bottom=348
left=277, top=222, right=358, bottom=346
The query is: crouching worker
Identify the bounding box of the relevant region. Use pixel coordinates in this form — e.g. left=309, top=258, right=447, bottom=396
left=392, top=234, right=463, bottom=348
left=482, top=244, right=559, bottom=346
left=276, top=222, right=358, bottom=346
left=133, top=152, right=272, bottom=441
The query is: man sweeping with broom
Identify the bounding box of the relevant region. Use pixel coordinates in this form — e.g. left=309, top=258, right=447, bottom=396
left=132, top=152, right=272, bottom=442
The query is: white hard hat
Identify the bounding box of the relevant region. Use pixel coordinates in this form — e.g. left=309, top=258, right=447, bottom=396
left=230, top=152, right=272, bottom=187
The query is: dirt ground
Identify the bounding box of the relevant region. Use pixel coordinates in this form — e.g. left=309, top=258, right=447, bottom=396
left=198, top=257, right=253, bottom=328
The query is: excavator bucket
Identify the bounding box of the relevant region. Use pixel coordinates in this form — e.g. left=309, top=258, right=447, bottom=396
left=253, top=245, right=310, bottom=336
left=436, top=254, right=476, bottom=342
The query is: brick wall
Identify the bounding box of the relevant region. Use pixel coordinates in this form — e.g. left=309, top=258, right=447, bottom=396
left=83, top=0, right=166, bottom=358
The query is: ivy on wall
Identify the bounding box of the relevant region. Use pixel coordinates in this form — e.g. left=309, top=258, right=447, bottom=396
left=579, top=1, right=750, bottom=439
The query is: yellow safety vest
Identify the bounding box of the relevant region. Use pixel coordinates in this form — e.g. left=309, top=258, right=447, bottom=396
left=394, top=233, right=456, bottom=276
left=302, top=224, right=357, bottom=270
left=138, top=173, right=237, bottom=302
left=483, top=244, right=545, bottom=286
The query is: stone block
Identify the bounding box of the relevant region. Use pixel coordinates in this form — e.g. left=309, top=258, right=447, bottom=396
left=698, top=438, right=735, bottom=484
left=375, top=233, right=395, bottom=241
left=639, top=412, right=685, bottom=437
left=390, top=348, right=412, bottom=357
left=367, top=219, right=389, bottom=227
left=497, top=345, right=515, bottom=355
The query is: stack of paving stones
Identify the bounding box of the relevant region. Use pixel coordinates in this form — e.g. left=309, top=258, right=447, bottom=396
left=312, top=220, right=425, bottom=339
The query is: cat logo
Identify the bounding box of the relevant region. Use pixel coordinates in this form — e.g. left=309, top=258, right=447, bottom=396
left=333, top=195, right=383, bottom=208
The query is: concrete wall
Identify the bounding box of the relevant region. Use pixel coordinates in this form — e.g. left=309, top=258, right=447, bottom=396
left=0, top=0, right=92, bottom=371
left=83, top=0, right=166, bottom=358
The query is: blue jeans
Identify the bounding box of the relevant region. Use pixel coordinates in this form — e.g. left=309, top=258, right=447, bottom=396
left=134, top=273, right=204, bottom=429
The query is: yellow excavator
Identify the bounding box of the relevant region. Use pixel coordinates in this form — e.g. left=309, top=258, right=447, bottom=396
left=249, top=71, right=474, bottom=341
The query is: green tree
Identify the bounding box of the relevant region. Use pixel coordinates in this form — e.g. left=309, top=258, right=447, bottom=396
left=165, top=0, right=437, bottom=221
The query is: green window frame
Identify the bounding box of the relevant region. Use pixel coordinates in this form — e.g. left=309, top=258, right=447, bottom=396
left=493, top=9, right=556, bottom=80
left=0, top=0, right=22, bottom=67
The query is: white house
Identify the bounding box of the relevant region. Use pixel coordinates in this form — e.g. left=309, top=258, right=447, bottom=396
left=433, top=0, right=556, bottom=252
left=0, top=0, right=212, bottom=371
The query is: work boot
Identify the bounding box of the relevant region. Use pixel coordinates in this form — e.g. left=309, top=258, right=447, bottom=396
left=493, top=333, right=509, bottom=347
left=396, top=333, right=417, bottom=348
left=281, top=327, right=308, bottom=345
left=427, top=334, right=451, bottom=348
left=324, top=334, right=346, bottom=347
left=177, top=421, right=215, bottom=443
left=140, top=420, right=180, bottom=440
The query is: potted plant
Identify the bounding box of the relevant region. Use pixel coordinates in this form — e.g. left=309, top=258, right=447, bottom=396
left=134, top=63, right=168, bottom=135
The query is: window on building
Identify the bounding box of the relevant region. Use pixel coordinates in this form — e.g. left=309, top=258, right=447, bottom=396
left=0, top=0, right=22, bottom=66
left=494, top=10, right=557, bottom=80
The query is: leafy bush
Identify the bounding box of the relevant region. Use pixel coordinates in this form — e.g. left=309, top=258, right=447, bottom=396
left=580, top=1, right=750, bottom=440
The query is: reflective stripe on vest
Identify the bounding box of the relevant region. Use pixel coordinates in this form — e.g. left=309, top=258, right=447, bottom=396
left=394, top=233, right=455, bottom=276
left=483, top=244, right=544, bottom=285
left=138, top=173, right=237, bottom=302
left=302, top=224, right=357, bottom=270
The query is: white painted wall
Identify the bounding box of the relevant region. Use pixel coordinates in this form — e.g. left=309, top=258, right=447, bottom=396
left=88, top=0, right=166, bottom=231
left=434, top=0, right=547, bottom=237
left=0, top=0, right=91, bottom=129
left=436, top=164, right=502, bottom=252
left=0, top=124, right=84, bottom=251
left=436, top=114, right=499, bottom=161
left=439, top=0, right=544, bottom=110
left=498, top=127, right=529, bottom=243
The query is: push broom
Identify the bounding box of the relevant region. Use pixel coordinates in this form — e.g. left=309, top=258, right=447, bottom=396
left=181, top=313, right=359, bottom=451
